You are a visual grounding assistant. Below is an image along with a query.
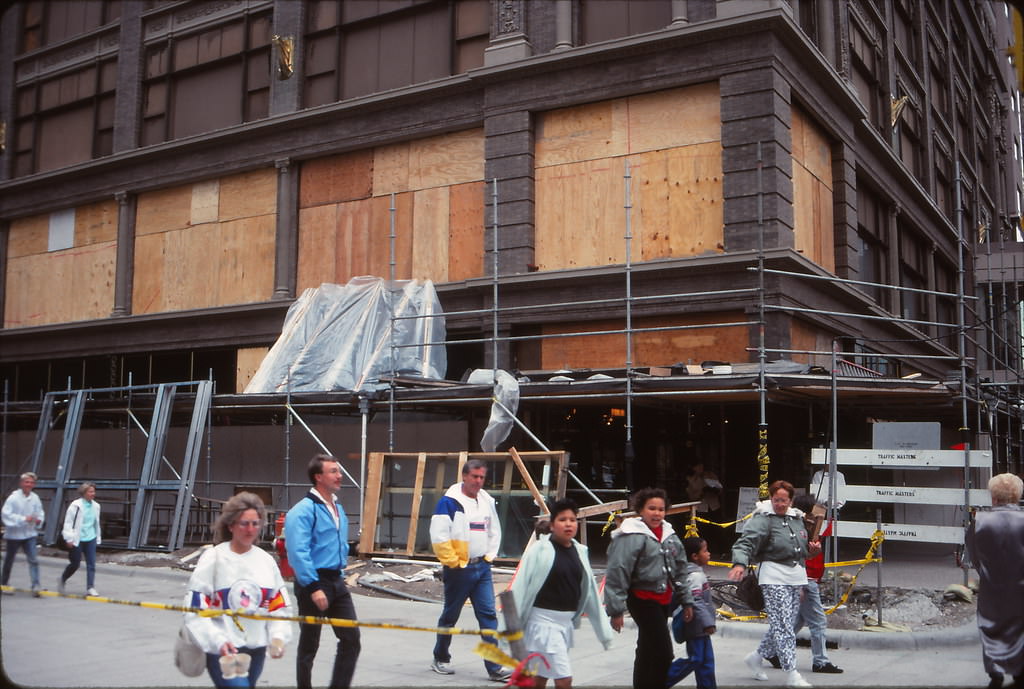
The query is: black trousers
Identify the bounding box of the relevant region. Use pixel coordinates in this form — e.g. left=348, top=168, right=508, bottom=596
left=295, top=576, right=361, bottom=689
left=626, top=593, right=673, bottom=689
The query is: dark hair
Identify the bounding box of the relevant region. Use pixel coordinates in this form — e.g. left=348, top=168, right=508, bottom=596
left=792, top=494, right=818, bottom=513
left=549, top=497, right=579, bottom=517
left=462, top=458, right=487, bottom=475
left=683, top=536, right=706, bottom=561
left=212, top=491, right=267, bottom=544
left=631, top=487, right=668, bottom=513
left=307, top=453, right=339, bottom=485
left=768, top=480, right=795, bottom=500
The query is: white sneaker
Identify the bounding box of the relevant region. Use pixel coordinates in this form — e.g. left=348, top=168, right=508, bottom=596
left=57, top=578, right=65, bottom=594
left=430, top=660, right=455, bottom=675
left=787, top=670, right=812, bottom=687
left=86, top=587, right=99, bottom=597
left=745, top=651, right=768, bottom=681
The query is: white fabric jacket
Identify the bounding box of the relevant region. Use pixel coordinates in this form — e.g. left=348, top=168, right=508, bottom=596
left=61, top=498, right=101, bottom=546
left=183, top=542, right=294, bottom=654
left=2, top=489, right=45, bottom=540
left=510, top=534, right=614, bottom=650
left=429, top=484, right=501, bottom=568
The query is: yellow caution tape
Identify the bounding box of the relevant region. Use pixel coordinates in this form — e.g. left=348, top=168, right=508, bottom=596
left=473, top=641, right=521, bottom=669
left=0, top=585, right=522, bottom=641
left=694, top=512, right=754, bottom=530
left=601, top=510, right=621, bottom=537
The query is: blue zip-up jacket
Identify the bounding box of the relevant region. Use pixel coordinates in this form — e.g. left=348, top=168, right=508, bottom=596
left=285, top=490, right=348, bottom=593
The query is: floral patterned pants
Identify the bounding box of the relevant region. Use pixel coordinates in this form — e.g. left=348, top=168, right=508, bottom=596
left=756, top=584, right=802, bottom=672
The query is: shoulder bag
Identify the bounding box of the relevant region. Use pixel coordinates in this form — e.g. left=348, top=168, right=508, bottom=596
left=174, top=547, right=218, bottom=677
left=736, top=565, right=764, bottom=612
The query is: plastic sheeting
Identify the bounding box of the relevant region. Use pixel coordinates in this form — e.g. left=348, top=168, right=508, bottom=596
left=465, top=369, right=520, bottom=452
left=244, top=277, right=446, bottom=394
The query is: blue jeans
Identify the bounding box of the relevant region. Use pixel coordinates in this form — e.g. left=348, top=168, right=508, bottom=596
left=433, top=561, right=501, bottom=675
left=62, top=538, right=97, bottom=589
left=794, top=579, right=829, bottom=667
left=2, top=537, right=40, bottom=588
left=205, top=646, right=266, bottom=688
left=667, top=635, right=716, bottom=689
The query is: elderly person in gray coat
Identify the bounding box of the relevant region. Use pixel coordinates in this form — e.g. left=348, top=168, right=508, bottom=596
left=967, top=473, right=1024, bottom=689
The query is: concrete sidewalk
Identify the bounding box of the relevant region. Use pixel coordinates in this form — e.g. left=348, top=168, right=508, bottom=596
left=0, top=551, right=991, bottom=688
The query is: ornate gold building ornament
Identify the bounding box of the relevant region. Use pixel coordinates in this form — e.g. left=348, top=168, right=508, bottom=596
left=271, top=35, right=294, bottom=80
left=890, top=95, right=909, bottom=127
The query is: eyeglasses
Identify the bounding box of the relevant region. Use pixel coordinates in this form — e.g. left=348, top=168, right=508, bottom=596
left=235, top=520, right=262, bottom=528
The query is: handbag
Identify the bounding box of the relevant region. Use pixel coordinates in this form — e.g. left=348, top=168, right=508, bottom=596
left=174, top=624, right=206, bottom=677
left=174, top=546, right=217, bottom=677
left=736, top=566, right=764, bottom=611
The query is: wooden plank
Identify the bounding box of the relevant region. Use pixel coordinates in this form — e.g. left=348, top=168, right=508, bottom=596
left=575, top=499, right=629, bottom=519
left=300, top=149, right=374, bottom=208
left=540, top=312, right=749, bottom=369
left=411, top=187, right=449, bottom=281
left=337, top=198, right=374, bottom=281
left=190, top=179, right=220, bottom=225
left=405, top=452, right=428, bottom=556
left=627, top=82, right=721, bottom=153
left=216, top=214, right=276, bottom=306
left=632, top=143, right=724, bottom=260
left=6, top=214, right=49, bottom=258
left=614, top=501, right=699, bottom=525
left=71, top=240, right=116, bottom=320
left=536, top=99, right=628, bottom=167
left=236, top=346, right=269, bottom=393
left=297, top=204, right=339, bottom=291
left=535, top=158, right=624, bottom=270
left=220, top=168, right=276, bottom=222
left=135, top=184, right=191, bottom=235
left=407, top=128, right=484, bottom=189
left=448, top=181, right=484, bottom=281
left=509, top=447, right=550, bottom=515
left=76, top=199, right=118, bottom=246
left=359, top=452, right=385, bottom=557
left=792, top=106, right=832, bottom=187
left=372, top=141, right=410, bottom=195
left=816, top=173, right=835, bottom=272
left=131, top=232, right=165, bottom=315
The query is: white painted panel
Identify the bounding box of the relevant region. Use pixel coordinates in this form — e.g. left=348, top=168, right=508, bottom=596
left=48, top=208, right=75, bottom=251
left=840, top=484, right=990, bottom=506
left=811, top=447, right=991, bottom=468
left=836, top=520, right=965, bottom=544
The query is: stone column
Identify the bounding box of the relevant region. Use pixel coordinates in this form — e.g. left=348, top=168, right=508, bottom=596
left=111, top=191, right=136, bottom=316
left=484, top=110, right=535, bottom=275
left=553, top=0, right=572, bottom=50
left=273, top=158, right=298, bottom=299
left=485, top=0, right=533, bottom=66
left=113, top=1, right=143, bottom=153
left=670, top=0, right=689, bottom=26
left=0, top=219, right=8, bottom=325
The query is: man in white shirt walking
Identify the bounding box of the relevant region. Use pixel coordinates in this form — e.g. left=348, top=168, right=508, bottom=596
left=2, top=472, right=45, bottom=597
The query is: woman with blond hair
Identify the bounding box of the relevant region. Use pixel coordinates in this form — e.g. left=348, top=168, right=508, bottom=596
left=60, top=481, right=101, bottom=596
left=183, top=492, right=293, bottom=687
left=967, top=473, right=1024, bottom=689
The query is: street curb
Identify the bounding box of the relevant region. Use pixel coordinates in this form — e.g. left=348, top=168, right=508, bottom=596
left=716, top=617, right=980, bottom=650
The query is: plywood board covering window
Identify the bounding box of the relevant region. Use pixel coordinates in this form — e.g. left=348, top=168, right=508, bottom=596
left=297, top=129, right=484, bottom=289
left=791, top=107, right=835, bottom=272
left=535, top=84, right=724, bottom=271
left=133, top=169, right=277, bottom=314
left=4, top=201, right=117, bottom=328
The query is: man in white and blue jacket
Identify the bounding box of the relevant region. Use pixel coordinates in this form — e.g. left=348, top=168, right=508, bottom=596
left=285, top=454, right=360, bottom=689
left=428, top=459, right=510, bottom=682
left=2, top=472, right=45, bottom=596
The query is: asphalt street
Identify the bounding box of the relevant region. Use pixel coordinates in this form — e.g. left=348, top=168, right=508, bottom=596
left=0, top=553, right=992, bottom=689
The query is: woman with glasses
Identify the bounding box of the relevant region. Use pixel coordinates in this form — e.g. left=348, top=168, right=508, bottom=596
left=183, top=492, right=293, bottom=688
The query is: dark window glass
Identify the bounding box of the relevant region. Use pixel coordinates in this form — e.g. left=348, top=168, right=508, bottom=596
left=19, top=0, right=120, bottom=54
left=170, top=62, right=243, bottom=139
left=580, top=0, right=671, bottom=44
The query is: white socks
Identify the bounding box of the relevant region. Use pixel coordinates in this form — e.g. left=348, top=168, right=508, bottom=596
left=745, top=651, right=768, bottom=681
left=787, top=669, right=812, bottom=687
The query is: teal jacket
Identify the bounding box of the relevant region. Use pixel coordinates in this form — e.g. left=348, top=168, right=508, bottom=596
left=603, top=517, right=694, bottom=618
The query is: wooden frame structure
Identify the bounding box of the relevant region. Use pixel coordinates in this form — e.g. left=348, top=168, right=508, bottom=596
left=359, top=448, right=567, bottom=560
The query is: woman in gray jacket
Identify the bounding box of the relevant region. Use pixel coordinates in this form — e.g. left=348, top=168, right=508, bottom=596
left=604, top=487, right=694, bottom=689
left=727, top=480, right=820, bottom=688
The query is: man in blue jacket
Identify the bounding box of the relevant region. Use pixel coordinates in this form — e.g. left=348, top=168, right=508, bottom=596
left=285, top=454, right=361, bottom=689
